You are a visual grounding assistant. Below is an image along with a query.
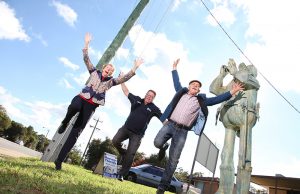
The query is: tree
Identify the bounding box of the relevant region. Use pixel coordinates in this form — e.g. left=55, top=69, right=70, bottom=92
left=0, top=105, right=11, bottom=136
left=144, top=153, right=168, bottom=168
left=65, top=146, right=82, bottom=165
left=23, top=126, right=38, bottom=149
left=84, top=138, right=102, bottom=169
left=192, top=172, right=203, bottom=177
left=84, top=137, right=119, bottom=170
left=3, top=121, right=26, bottom=142
left=174, top=167, right=189, bottom=182
left=35, top=134, right=50, bottom=153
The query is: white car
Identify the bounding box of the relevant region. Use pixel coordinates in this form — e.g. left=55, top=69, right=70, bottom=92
left=125, top=164, right=183, bottom=193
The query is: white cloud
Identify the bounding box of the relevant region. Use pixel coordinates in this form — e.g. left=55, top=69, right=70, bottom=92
left=171, top=0, right=183, bottom=11
left=32, top=33, right=48, bottom=47
left=0, top=86, right=23, bottom=119
left=52, top=1, right=77, bottom=27
left=60, top=78, right=74, bottom=89
left=89, top=46, right=102, bottom=60
left=116, top=47, right=129, bottom=60
left=254, top=156, right=300, bottom=178
left=23, top=100, right=67, bottom=129
left=0, top=1, right=30, bottom=41
left=103, top=85, right=131, bottom=118
left=73, top=71, right=89, bottom=86
left=0, top=85, right=67, bottom=136
left=235, top=0, right=300, bottom=93
left=0, top=86, right=6, bottom=94
left=59, top=57, right=80, bottom=70
left=129, top=25, right=190, bottom=65
left=206, top=2, right=236, bottom=27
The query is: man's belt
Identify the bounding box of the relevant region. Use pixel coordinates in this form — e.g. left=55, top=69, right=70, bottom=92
left=169, top=119, right=190, bottom=130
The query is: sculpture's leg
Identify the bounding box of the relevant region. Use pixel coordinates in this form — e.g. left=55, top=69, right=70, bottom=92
left=216, top=128, right=236, bottom=194
left=236, top=124, right=252, bottom=194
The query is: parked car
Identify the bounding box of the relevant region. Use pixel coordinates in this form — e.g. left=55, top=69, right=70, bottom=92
left=124, top=164, right=183, bottom=193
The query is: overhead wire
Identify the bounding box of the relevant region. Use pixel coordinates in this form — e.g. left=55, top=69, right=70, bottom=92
left=199, top=0, right=300, bottom=115
left=137, top=0, right=174, bottom=57
left=109, top=0, right=144, bottom=65
left=123, top=0, right=157, bottom=64
left=114, top=0, right=174, bottom=68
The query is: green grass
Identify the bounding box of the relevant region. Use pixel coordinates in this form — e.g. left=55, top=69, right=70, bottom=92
left=0, top=156, right=172, bottom=194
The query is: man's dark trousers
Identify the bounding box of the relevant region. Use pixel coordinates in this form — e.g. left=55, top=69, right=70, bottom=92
left=56, top=95, right=97, bottom=163
left=112, top=125, right=143, bottom=176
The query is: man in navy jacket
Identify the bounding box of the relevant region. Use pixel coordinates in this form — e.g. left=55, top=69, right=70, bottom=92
left=112, top=82, right=162, bottom=181
left=154, top=59, right=244, bottom=194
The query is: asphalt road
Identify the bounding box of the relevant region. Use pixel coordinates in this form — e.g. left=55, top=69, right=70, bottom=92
left=0, top=137, right=42, bottom=158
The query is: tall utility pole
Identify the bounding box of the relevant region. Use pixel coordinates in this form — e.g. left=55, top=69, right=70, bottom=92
left=97, top=0, right=150, bottom=68
left=42, top=1, right=149, bottom=162
left=80, top=118, right=102, bottom=165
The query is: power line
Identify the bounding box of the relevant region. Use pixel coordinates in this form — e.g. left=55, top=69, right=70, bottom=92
left=199, top=0, right=300, bottom=115
left=118, top=0, right=173, bottom=68
left=108, top=0, right=151, bottom=65
left=123, top=0, right=156, bottom=65
left=138, top=0, right=174, bottom=57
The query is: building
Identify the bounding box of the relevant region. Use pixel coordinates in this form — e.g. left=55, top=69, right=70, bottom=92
left=190, top=174, right=300, bottom=194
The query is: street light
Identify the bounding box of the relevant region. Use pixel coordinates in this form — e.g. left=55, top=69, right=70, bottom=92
left=80, top=118, right=102, bottom=165
left=42, top=127, right=50, bottom=139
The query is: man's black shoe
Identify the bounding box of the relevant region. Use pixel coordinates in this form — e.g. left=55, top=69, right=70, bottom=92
left=57, top=123, right=67, bottom=134
left=117, top=174, right=123, bottom=182
left=156, top=188, right=165, bottom=194
left=54, top=160, right=62, bottom=170
left=158, top=143, right=169, bottom=161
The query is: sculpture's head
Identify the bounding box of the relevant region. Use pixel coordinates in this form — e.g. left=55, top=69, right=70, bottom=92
left=234, top=64, right=260, bottom=90
left=246, top=65, right=258, bottom=77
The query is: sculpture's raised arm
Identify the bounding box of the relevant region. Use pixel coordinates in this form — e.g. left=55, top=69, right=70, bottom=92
left=209, top=66, right=229, bottom=95
left=209, top=58, right=239, bottom=95
left=227, top=58, right=238, bottom=75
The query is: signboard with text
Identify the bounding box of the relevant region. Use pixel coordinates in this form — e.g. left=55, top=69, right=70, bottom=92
left=94, top=152, right=117, bottom=178
left=103, top=152, right=117, bottom=178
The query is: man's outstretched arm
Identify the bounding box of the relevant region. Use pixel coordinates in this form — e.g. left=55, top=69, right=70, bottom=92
left=82, top=32, right=94, bottom=71
left=121, top=82, right=129, bottom=97
left=172, top=58, right=183, bottom=92
left=113, top=58, right=144, bottom=86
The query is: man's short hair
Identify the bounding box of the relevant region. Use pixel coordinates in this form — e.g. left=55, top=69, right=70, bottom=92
left=147, top=90, right=156, bottom=97
left=189, top=80, right=202, bottom=87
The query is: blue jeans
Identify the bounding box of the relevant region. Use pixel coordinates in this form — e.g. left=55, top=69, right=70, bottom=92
left=154, top=121, right=188, bottom=191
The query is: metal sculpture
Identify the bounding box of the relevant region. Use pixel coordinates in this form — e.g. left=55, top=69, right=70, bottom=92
left=209, top=59, right=260, bottom=194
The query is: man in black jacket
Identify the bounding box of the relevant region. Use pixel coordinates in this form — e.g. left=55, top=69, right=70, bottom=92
left=112, top=82, right=162, bottom=181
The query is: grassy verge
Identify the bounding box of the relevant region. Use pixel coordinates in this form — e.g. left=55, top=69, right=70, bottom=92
left=0, top=156, right=171, bottom=194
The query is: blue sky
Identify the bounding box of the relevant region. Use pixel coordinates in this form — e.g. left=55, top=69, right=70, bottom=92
left=1, top=0, right=300, bottom=181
